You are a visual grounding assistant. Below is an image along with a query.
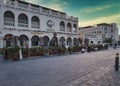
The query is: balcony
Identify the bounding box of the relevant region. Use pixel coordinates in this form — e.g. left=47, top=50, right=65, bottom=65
left=3, top=0, right=78, bottom=22
left=31, top=23, right=39, bottom=29
left=67, top=16, right=78, bottom=21
left=31, top=5, right=40, bottom=13
left=51, top=10, right=58, bottom=16
left=60, top=27, right=65, bottom=32
left=42, top=8, right=49, bottom=14
left=4, top=21, right=15, bottom=26
left=18, top=2, right=29, bottom=9
left=18, top=23, right=28, bottom=28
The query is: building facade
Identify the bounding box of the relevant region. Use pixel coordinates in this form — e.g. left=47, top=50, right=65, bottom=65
left=0, top=0, right=81, bottom=48
left=79, top=23, right=119, bottom=45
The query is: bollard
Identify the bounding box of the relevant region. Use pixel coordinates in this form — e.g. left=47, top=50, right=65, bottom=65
left=115, top=53, right=119, bottom=71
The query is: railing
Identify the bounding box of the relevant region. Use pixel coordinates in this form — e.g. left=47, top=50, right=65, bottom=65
left=18, top=23, right=28, bottom=28
left=4, top=21, right=15, bottom=26
left=42, top=8, right=49, bottom=14
left=32, top=25, right=39, bottom=29
left=4, top=1, right=78, bottom=21
left=5, top=0, right=15, bottom=6
left=67, top=27, right=72, bottom=32
left=60, top=26, right=65, bottom=32
left=18, top=3, right=28, bottom=9
left=31, top=6, right=40, bottom=12
left=59, top=13, right=66, bottom=18
left=51, top=11, right=58, bottom=16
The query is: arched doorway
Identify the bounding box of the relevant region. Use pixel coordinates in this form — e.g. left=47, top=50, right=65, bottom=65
left=67, top=37, right=72, bottom=46
left=31, top=35, right=39, bottom=47
left=60, top=21, right=65, bottom=31
left=4, top=34, right=14, bottom=48
left=18, top=35, right=28, bottom=48
left=73, top=37, right=78, bottom=46
left=43, top=36, right=50, bottom=47
left=18, top=14, right=28, bottom=27
left=73, top=24, right=77, bottom=33
left=31, top=16, right=40, bottom=29
left=78, top=38, right=83, bottom=45
left=50, top=33, right=58, bottom=47
left=84, top=38, right=89, bottom=45
left=4, top=11, right=15, bottom=26
left=67, top=23, right=72, bottom=32
left=59, top=37, right=65, bottom=47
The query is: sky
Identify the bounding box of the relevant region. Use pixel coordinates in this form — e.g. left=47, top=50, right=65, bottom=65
left=26, top=0, right=120, bottom=33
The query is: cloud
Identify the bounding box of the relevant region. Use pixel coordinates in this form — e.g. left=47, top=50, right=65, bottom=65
left=26, top=0, right=68, bottom=11
left=78, top=3, right=120, bottom=13
left=43, top=0, right=68, bottom=11
left=26, top=0, right=43, bottom=4
left=83, top=5, right=112, bottom=13
left=79, top=13, right=120, bottom=27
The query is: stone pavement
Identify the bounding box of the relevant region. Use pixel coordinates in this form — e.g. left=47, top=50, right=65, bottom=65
left=0, top=48, right=120, bottom=86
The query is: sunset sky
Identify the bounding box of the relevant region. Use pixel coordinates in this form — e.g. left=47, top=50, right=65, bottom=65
left=26, top=0, right=120, bottom=33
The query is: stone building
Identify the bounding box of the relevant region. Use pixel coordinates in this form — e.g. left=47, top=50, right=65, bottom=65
left=0, top=0, right=81, bottom=48
left=79, top=23, right=119, bottom=45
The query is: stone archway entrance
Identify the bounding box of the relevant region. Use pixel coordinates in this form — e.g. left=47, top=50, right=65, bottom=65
left=59, top=37, right=65, bottom=47
left=4, top=34, right=14, bottom=48
left=50, top=33, right=58, bottom=47
left=18, top=35, right=29, bottom=48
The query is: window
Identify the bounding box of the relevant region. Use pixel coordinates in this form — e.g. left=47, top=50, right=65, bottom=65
left=67, top=23, right=72, bottom=32
left=4, top=11, right=15, bottom=26
left=18, top=14, right=28, bottom=28
left=31, top=36, right=39, bottom=46
left=60, top=21, right=65, bottom=31
left=31, top=16, right=40, bottom=29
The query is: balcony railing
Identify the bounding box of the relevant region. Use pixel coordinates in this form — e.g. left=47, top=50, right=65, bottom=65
left=4, top=21, right=15, bottom=26
left=4, top=1, right=78, bottom=21
left=42, top=8, right=49, bottom=14
left=67, top=27, right=72, bottom=32
left=18, top=3, right=28, bottom=9
left=51, top=11, right=58, bottom=16
left=31, top=6, right=40, bottom=12
left=4, top=0, right=15, bottom=6
left=32, top=25, right=39, bottom=29
left=18, top=23, right=28, bottom=28
left=60, top=26, right=65, bottom=32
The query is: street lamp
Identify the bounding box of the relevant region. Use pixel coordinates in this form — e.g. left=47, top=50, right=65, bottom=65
left=66, top=45, right=68, bottom=53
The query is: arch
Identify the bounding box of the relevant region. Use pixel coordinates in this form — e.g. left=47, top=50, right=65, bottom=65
left=60, top=21, right=65, bottom=31
left=84, top=38, right=89, bottom=45
left=18, top=13, right=28, bottom=27
left=78, top=38, right=83, bottom=45
left=43, top=36, right=50, bottom=47
left=73, top=24, right=77, bottom=32
left=59, top=37, right=65, bottom=47
left=50, top=37, right=58, bottom=47
left=31, top=16, right=40, bottom=29
left=67, top=37, right=72, bottom=46
left=4, top=11, right=15, bottom=26
left=18, top=35, right=28, bottom=48
left=73, top=37, right=78, bottom=46
left=31, top=35, right=39, bottom=46
left=4, top=34, right=14, bottom=47
left=67, top=23, right=72, bottom=32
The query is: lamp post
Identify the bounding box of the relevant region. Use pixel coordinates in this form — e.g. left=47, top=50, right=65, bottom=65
left=115, top=53, right=119, bottom=71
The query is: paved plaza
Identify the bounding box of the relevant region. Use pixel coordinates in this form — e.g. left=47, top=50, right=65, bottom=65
left=0, top=48, right=120, bottom=86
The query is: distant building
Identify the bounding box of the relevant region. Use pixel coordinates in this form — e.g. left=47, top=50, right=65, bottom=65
left=0, top=0, right=80, bottom=48
left=79, top=23, right=119, bottom=45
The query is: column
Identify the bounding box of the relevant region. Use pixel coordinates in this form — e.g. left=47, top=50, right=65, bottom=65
left=0, top=37, right=4, bottom=48
left=29, top=37, right=31, bottom=48
left=18, top=41, right=23, bottom=60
